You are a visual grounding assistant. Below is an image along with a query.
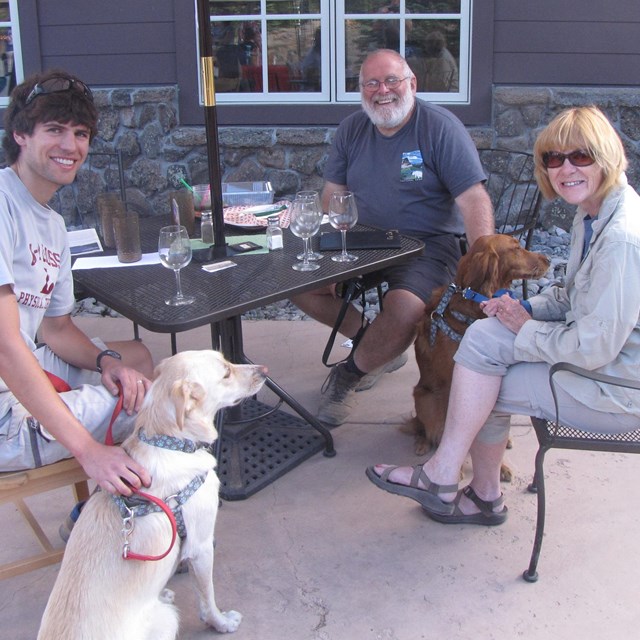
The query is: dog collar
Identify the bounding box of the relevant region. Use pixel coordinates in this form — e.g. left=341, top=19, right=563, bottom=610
left=462, top=286, right=532, bottom=313
left=462, top=286, right=513, bottom=303
left=138, top=428, right=210, bottom=453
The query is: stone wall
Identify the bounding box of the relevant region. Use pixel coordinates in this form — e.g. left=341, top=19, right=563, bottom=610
left=11, top=85, right=640, bottom=231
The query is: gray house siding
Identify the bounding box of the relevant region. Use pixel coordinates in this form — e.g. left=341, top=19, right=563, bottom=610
left=21, top=0, right=177, bottom=85
left=493, top=1, right=640, bottom=86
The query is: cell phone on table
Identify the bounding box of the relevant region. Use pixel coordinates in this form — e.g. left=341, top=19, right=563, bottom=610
left=228, top=241, right=262, bottom=253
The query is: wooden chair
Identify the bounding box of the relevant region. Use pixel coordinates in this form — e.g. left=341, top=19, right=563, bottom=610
left=523, top=362, right=640, bottom=582
left=0, top=458, right=89, bottom=580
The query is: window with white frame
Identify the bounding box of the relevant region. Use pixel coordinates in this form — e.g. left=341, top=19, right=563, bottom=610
left=207, top=0, right=471, bottom=104
left=0, top=0, right=22, bottom=105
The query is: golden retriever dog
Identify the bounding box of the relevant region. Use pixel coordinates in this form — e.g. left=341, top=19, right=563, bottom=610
left=38, top=350, right=267, bottom=640
left=405, top=234, right=550, bottom=480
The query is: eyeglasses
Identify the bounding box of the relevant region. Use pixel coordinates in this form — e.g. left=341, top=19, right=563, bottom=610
left=542, top=149, right=595, bottom=169
left=361, top=76, right=411, bottom=92
left=25, top=77, right=93, bottom=106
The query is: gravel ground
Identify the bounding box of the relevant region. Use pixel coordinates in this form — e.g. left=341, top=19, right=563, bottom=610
left=73, top=227, right=572, bottom=321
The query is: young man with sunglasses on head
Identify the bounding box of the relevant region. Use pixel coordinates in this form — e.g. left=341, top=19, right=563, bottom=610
left=291, top=49, right=494, bottom=426
left=0, top=69, right=153, bottom=501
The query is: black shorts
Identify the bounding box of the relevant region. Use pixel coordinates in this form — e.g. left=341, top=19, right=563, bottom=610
left=372, top=234, right=461, bottom=304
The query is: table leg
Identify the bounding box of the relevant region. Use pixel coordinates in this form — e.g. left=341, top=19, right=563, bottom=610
left=211, top=316, right=336, bottom=500
left=216, top=316, right=335, bottom=456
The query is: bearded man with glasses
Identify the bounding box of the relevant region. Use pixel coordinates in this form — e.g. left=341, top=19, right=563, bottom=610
left=0, top=70, right=153, bottom=509
left=291, top=49, right=494, bottom=427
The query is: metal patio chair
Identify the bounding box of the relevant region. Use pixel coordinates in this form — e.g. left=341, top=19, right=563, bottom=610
left=523, top=362, right=640, bottom=582
left=476, top=148, right=543, bottom=298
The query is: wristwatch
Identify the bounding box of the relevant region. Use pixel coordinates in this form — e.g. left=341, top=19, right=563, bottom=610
left=96, top=349, right=122, bottom=373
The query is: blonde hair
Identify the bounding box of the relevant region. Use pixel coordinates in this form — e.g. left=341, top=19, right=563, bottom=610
left=533, top=106, right=627, bottom=201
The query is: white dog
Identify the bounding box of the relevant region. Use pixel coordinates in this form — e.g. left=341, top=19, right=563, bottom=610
left=38, top=350, right=267, bottom=640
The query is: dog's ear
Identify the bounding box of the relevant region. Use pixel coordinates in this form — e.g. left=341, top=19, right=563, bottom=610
left=171, top=379, right=206, bottom=429
left=458, top=245, right=501, bottom=294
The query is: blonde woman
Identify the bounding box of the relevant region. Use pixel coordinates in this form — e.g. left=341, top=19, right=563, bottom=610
left=368, top=106, right=640, bottom=525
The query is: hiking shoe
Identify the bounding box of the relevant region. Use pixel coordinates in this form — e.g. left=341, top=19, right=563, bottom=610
left=317, top=363, right=362, bottom=426
left=355, top=352, right=409, bottom=392
left=59, top=500, right=85, bottom=543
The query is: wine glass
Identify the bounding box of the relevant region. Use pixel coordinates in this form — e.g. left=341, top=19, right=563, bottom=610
left=294, top=190, right=324, bottom=262
left=158, top=225, right=195, bottom=306
left=328, top=191, right=358, bottom=262
left=289, top=198, right=322, bottom=271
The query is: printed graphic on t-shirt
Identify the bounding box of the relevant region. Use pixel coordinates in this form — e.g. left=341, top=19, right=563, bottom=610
left=15, top=242, right=61, bottom=310
left=400, top=150, right=424, bottom=182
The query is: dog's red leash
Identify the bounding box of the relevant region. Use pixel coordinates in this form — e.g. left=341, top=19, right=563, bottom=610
left=105, top=382, right=180, bottom=561
left=118, top=488, right=179, bottom=561
left=44, top=371, right=123, bottom=445
left=45, top=373, right=179, bottom=562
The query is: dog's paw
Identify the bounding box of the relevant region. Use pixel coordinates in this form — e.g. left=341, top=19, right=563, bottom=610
left=499, top=463, right=513, bottom=483
left=210, top=610, right=242, bottom=633
left=413, top=437, right=429, bottom=457
left=160, top=589, right=176, bottom=604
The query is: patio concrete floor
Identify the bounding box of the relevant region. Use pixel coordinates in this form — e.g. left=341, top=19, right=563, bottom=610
left=1, top=316, right=639, bottom=639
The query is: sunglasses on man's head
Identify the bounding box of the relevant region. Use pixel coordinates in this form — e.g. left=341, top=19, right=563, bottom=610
left=542, top=149, right=595, bottom=169
left=25, top=76, right=93, bottom=106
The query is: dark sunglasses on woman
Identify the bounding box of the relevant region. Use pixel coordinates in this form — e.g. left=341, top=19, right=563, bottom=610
left=542, top=149, right=595, bottom=169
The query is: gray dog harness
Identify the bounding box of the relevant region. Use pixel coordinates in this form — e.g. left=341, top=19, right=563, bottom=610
left=429, top=284, right=475, bottom=347
left=112, top=429, right=214, bottom=542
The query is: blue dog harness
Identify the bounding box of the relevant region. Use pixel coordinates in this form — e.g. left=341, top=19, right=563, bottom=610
left=429, top=284, right=528, bottom=347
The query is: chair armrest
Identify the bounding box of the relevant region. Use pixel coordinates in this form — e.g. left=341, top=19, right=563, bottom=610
left=548, top=362, right=640, bottom=427
left=549, top=362, right=640, bottom=391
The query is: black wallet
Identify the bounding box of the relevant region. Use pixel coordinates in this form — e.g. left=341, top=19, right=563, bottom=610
left=319, top=229, right=402, bottom=251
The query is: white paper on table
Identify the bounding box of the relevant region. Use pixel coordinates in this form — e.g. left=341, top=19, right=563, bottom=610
left=68, top=228, right=103, bottom=256
left=72, top=252, right=162, bottom=270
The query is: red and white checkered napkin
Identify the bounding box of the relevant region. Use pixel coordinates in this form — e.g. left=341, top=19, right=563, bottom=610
left=223, top=201, right=291, bottom=228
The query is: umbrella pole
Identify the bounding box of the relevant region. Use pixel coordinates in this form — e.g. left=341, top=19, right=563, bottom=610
left=196, top=0, right=227, bottom=254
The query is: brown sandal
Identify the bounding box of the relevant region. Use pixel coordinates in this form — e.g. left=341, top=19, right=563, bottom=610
left=425, top=485, right=508, bottom=526
left=365, top=465, right=458, bottom=516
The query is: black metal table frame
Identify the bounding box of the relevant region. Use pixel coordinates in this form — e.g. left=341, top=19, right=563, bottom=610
left=73, top=217, right=424, bottom=499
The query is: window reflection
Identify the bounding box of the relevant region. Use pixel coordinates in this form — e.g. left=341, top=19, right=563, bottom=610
left=206, top=0, right=468, bottom=101
left=345, top=0, right=460, bottom=11
left=344, top=18, right=459, bottom=93
left=406, top=0, right=461, bottom=12
left=0, top=27, right=14, bottom=98
left=408, top=23, right=459, bottom=92
left=212, top=18, right=322, bottom=93
left=209, top=0, right=261, bottom=18
left=266, top=0, right=321, bottom=13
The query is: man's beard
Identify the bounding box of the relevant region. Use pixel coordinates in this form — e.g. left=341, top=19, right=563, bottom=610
left=361, top=90, right=414, bottom=130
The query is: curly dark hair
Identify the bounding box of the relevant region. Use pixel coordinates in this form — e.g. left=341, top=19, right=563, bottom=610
left=2, top=69, right=99, bottom=164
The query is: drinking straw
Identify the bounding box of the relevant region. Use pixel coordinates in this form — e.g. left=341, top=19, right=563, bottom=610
left=179, top=178, right=194, bottom=192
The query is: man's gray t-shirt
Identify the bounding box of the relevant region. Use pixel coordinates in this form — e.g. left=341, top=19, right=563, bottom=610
left=0, top=167, right=74, bottom=353
left=324, top=99, right=486, bottom=240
